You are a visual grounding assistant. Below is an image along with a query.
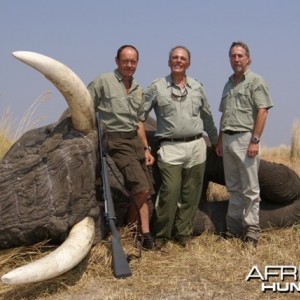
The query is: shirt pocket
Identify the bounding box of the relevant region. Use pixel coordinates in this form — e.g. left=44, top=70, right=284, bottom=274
left=156, top=96, right=174, bottom=117
left=235, top=88, right=253, bottom=112
left=191, top=93, right=202, bottom=116
left=130, top=94, right=143, bottom=112
left=103, top=91, right=128, bottom=113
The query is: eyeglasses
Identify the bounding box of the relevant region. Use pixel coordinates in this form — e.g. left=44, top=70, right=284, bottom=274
left=171, top=86, right=188, bottom=101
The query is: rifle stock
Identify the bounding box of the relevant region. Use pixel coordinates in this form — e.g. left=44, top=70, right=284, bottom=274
left=96, top=112, right=132, bottom=279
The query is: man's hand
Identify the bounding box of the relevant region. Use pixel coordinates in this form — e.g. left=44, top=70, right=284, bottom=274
left=247, top=143, right=259, bottom=157
left=145, top=150, right=155, bottom=166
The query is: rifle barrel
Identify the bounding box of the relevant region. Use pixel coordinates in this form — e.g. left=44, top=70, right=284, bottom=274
left=96, top=112, right=132, bottom=278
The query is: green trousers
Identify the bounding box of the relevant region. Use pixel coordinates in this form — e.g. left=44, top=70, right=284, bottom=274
left=152, top=161, right=206, bottom=240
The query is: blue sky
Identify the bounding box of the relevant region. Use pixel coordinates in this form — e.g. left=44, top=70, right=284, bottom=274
left=1, top=0, right=299, bottom=147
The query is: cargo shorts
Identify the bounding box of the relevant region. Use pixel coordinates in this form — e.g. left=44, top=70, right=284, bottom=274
left=107, top=135, right=154, bottom=196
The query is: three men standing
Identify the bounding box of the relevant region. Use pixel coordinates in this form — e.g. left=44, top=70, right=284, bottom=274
left=89, top=41, right=272, bottom=250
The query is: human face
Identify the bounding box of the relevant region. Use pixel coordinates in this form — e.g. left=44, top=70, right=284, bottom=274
left=168, top=48, right=190, bottom=75
left=115, top=47, right=138, bottom=79
left=230, top=46, right=250, bottom=76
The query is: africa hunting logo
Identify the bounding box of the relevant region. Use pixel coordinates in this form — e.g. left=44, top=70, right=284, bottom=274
left=246, top=265, right=300, bottom=293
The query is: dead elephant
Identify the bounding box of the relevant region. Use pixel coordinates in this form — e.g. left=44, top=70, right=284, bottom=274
left=0, top=52, right=103, bottom=284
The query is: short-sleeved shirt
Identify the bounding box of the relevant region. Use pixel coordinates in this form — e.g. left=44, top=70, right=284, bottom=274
left=87, top=70, right=154, bottom=195
left=219, top=69, right=273, bottom=132
left=143, top=75, right=218, bottom=145
left=87, top=69, right=144, bottom=132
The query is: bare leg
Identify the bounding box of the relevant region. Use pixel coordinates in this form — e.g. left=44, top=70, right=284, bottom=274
left=128, top=189, right=150, bottom=233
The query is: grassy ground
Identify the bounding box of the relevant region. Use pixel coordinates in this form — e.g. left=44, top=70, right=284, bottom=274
left=2, top=226, right=300, bottom=300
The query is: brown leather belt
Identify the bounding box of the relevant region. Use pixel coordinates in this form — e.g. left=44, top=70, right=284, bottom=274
left=223, top=130, right=247, bottom=135
left=159, top=133, right=202, bottom=144
left=107, top=130, right=137, bottom=139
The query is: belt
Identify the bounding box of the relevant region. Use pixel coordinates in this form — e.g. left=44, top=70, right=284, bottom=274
left=159, top=133, right=202, bottom=144
left=223, top=130, right=248, bottom=135
left=107, top=130, right=137, bottom=139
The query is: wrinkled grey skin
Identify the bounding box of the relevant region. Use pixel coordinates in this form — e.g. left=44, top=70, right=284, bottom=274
left=1, top=67, right=300, bottom=251
left=0, top=117, right=103, bottom=249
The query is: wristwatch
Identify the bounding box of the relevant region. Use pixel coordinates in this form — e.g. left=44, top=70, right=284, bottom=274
left=144, top=146, right=152, bottom=151
left=251, top=136, right=260, bottom=144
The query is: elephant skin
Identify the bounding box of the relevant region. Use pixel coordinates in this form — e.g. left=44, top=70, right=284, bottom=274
left=0, top=117, right=103, bottom=249
left=204, top=146, right=300, bottom=204
left=193, top=196, right=300, bottom=235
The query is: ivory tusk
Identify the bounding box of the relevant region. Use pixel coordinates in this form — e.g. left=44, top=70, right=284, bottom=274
left=12, top=51, right=95, bottom=132
left=1, top=217, right=95, bottom=285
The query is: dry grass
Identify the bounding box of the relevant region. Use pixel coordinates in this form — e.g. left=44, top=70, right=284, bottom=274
left=261, top=144, right=291, bottom=164
left=0, top=92, right=51, bottom=158
left=291, top=120, right=300, bottom=176
left=1, top=112, right=300, bottom=299
left=0, top=92, right=51, bottom=159
left=2, top=226, right=300, bottom=300
left=206, top=183, right=229, bottom=202
left=13, top=92, right=51, bottom=141
left=261, top=125, right=300, bottom=178
left=0, top=108, right=13, bottom=158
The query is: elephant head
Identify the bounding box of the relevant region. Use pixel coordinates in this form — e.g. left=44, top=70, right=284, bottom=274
left=0, top=52, right=103, bottom=284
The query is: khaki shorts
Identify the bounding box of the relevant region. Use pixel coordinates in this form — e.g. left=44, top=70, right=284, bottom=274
left=107, top=136, right=154, bottom=195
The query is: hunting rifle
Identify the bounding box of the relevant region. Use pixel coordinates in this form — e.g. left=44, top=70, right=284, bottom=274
left=96, top=111, right=132, bottom=279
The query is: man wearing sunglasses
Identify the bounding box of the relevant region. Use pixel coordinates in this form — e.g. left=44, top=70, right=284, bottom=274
left=143, top=46, right=218, bottom=249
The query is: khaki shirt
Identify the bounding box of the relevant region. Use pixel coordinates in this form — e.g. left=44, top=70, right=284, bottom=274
left=219, top=69, right=273, bottom=132
left=87, top=69, right=144, bottom=132
left=143, top=75, right=218, bottom=145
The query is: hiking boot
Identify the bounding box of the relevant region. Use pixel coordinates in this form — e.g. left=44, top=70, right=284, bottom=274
left=218, top=231, right=235, bottom=241
left=153, top=238, right=167, bottom=251
left=175, top=236, right=190, bottom=248
left=141, top=233, right=154, bottom=250
left=244, top=236, right=258, bottom=247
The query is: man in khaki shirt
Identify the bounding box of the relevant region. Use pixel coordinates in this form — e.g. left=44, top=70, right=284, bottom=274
left=144, top=46, right=218, bottom=249
left=88, top=45, right=155, bottom=250
left=216, top=41, right=273, bottom=247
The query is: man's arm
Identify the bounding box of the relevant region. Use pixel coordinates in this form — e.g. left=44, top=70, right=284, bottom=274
left=247, top=108, right=269, bottom=157
left=252, top=108, right=269, bottom=139
left=137, top=120, right=155, bottom=166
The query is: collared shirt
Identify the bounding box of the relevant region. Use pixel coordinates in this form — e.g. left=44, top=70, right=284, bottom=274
left=143, top=75, right=218, bottom=145
left=87, top=69, right=144, bottom=132
left=219, top=69, right=273, bottom=132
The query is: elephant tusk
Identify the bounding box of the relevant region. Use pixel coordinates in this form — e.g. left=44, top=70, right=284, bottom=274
left=1, top=217, right=95, bottom=285
left=12, top=51, right=95, bottom=132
